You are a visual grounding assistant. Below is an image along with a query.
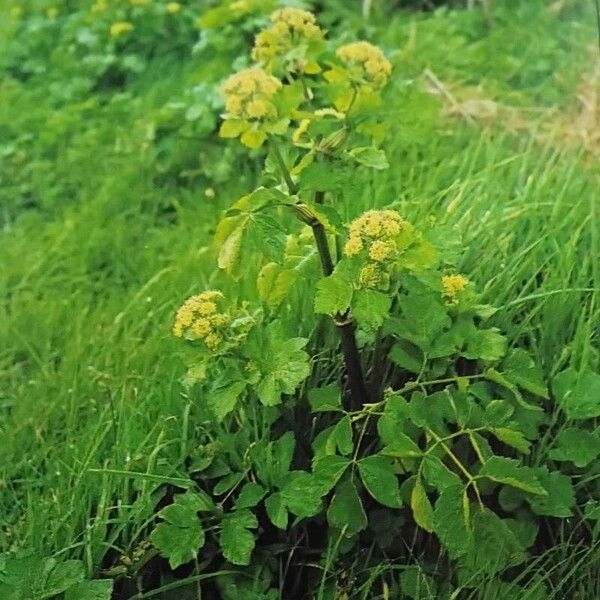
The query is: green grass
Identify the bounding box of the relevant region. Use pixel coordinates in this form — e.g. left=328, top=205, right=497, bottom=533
left=1, top=0, right=599, bottom=596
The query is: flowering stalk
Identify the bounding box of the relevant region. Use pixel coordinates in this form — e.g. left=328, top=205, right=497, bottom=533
left=270, top=138, right=368, bottom=409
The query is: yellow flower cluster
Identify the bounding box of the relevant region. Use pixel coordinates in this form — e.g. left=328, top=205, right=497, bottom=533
left=221, top=68, right=282, bottom=121
left=442, top=274, right=470, bottom=303
left=251, top=7, right=324, bottom=74
left=336, top=41, right=392, bottom=88
left=110, top=22, right=134, bottom=37
left=345, top=210, right=411, bottom=289
left=173, top=291, right=231, bottom=350
left=166, top=2, right=181, bottom=13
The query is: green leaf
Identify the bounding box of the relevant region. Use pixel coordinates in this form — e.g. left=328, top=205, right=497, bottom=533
left=411, top=478, right=434, bottom=532
left=308, top=384, right=342, bottom=413
left=44, top=560, right=85, bottom=597
left=158, top=503, right=198, bottom=528
left=484, top=400, right=514, bottom=425
left=491, top=427, right=531, bottom=454
left=421, top=455, right=461, bottom=491
left=388, top=340, right=423, bottom=374
left=150, top=521, right=205, bottom=569
left=485, top=368, right=543, bottom=412
left=392, top=289, right=450, bottom=352
left=331, top=415, right=353, bottom=456
left=357, top=455, right=401, bottom=508
left=352, top=289, right=391, bottom=333
left=479, top=456, right=546, bottom=495
left=400, top=566, right=437, bottom=600
left=257, top=262, right=297, bottom=309
left=219, top=509, right=258, bottom=566
left=527, top=468, right=574, bottom=517
left=265, top=492, right=288, bottom=529
left=254, top=323, right=310, bottom=406
left=503, top=348, right=548, bottom=398
left=553, top=368, right=600, bottom=419
left=327, top=478, right=367, bottom=536
left=462, top=327, right=507, bottom=362
left=208, top=380, right=246, bottom=422
left=217, top=220, right=246, bottom=274
left=314, top=270, right=353, bottom=316
left=549, top=427, right=600, bottom=468
left=65, top=580, right=113, bottom=600
left=377, top=393, right=410, bottom=447
left=461, top=509, right=525, bottom=575
left=235, top=482, right=267, bottom=509
left=312, top=455, right=352, bottom=494
left=281, top=471, right=323, bottom=518
left=150, top=491, right=207, bottom=569
left=381, top=432, right=422, bottom=458
left=434, top=484, right=471, bottom=559
left=347, top=146, right=389, bottom=170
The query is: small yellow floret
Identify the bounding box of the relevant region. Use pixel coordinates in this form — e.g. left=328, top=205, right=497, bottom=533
left=111, top=22, right=134, bottom=38
left=246, top=99, right=272, bottom=119
left=220, top=69, right=282, bottom=130
left=251, top=7, right=324, bottom=74
left=442, top=274, right=470, bottom=302
left=47, top=7, right=59, bottom=17
left=368, top=240, right=395, bottom=262
left=166, top=2, right=181, bottom=13
left=336, top=41, right=392, bottom=88
left=343, top=235, right=363, bottom=256
left=359, top=264, right=384, bottom=289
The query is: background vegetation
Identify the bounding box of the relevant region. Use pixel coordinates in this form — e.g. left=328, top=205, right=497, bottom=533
left=0, top=0, right=598, bottom=598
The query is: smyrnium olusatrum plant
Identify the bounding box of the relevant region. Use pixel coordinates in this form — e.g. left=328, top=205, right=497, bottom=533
left=157, top=7, right=574, bottom=592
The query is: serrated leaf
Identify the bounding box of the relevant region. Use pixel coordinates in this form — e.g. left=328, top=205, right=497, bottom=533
left=327, top=478, right=367, bottom=536
left=434, top=484, right=471, bottom=559
left=381, top=431, right=422, bottom=458
left=312, top=454, right=352, bottom=494
left=257, top=262, right=297, bottom=309
left=503, top=348, right=548, bottom=398
left=484, top=400, right=514, bottom=425
left=65, top=580, right=113, bottom=600
left=217, top=220, right=246, bottom=273
left=491, top=427, right=531, bottom=454
left=461, top=509, right=525, bottom=575
left=388, top=340, right=423, bottom=374
left=150, top=520, right=205, bottom=569
left=357, top=455, right=401, bottom=508
left=462, top=327, right=506, bottom=361
left=348, top=146, right=389, bottom=170
left=208, top=380, right=246, bottom=422
left=553, top=368, right=600, bottom=419
left=479, top=456, right=546, bottom=495
left=158, top=503, right=198, bottom=528
left=314, top=271, right=353, bottom=315
left=281, top=471, right=323, bottom=518
left=421, top=455, right=462, bottom=491
left=255, top=324, right=310, bottom=406
left=308, top=384, right=342, bottom=412
left=411, top=478, right=434, bottom=532
left=352, top=289, right=391, bottom=333
left=265, top=493, right=288, bottom=529
left=527, top=468, right=574, bottom=517
left=549, top=427, right=600, bottom=467
left=331, top=415, right=353, bottom=455
left=44, top=560, right=85, bottom=597
left=235, top=482, right=266, bottom=509
left=219, top=509, right=258, bottom=566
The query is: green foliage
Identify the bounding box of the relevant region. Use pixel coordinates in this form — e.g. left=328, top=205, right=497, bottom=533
left=0, top=553, right=112, bottom=600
